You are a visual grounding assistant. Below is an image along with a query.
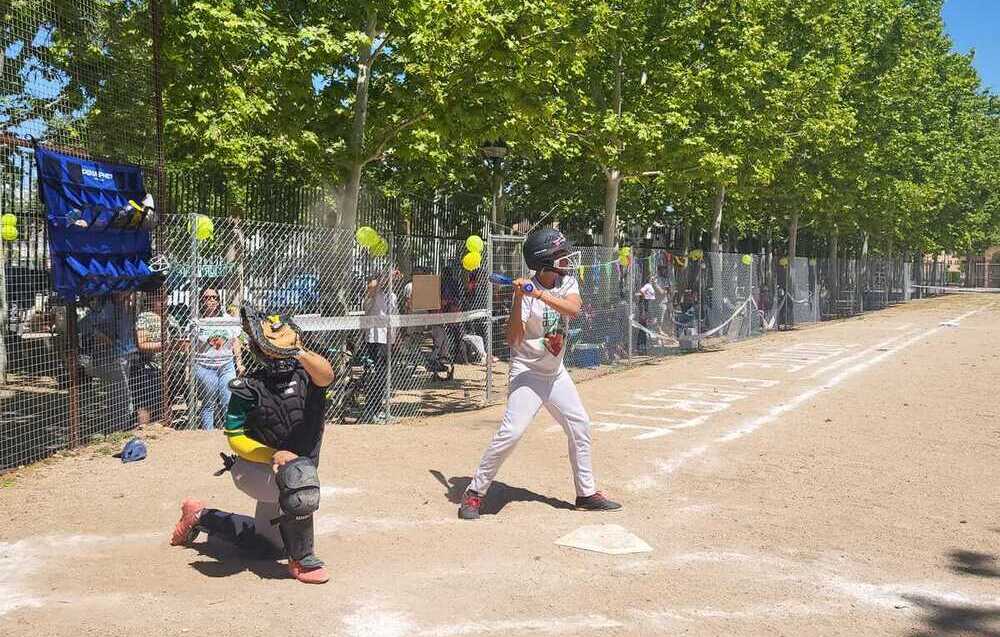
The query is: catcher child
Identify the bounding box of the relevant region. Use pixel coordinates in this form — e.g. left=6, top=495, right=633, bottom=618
left=170, top=304, right=335, bottom=584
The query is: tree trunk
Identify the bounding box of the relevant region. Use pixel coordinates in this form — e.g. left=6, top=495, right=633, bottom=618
left=337, top=162, right=364, bottom=228
left=829, top=227, right=839, bottom=308
left=491, top=170, right=504, bottom=225
left=784, top=211, right=800, bottom=328
left=787, top=211, right=799, bottom=262
left=335, top=8, right=378, bottom=230
left=601, top=170, right=622, bottom=247
left=710, top=183, right=726, bottom=253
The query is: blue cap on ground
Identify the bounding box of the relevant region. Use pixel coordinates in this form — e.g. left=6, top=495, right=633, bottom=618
left=121, top=438, right=147, bottom=463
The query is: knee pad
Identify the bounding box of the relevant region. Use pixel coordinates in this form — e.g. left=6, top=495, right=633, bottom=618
left=275, top=456, right=320, bottom=517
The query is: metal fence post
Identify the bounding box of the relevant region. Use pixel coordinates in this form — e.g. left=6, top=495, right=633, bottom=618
left=627, top=251, right=634, bottom=363
left=813, top=260, right=820, bottom=322
left=187, top=214, right=200, bottom=430
left=385, top=237, right=394, bottom=424
left=747, top=254, right=754, bottom=337
left=65, top=301, right=81, bottom=449
left=485, top=233, right=493, bottom=403
left=697, top=259, right=704, bottom=338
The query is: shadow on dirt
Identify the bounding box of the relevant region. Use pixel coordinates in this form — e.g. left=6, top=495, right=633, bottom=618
left=948, top=549, right=1000, bottom=579
left=186, top=535, right=289, bottom=581
left=429, top=469, right=574, bottom=515
left=905, top=594, right=1000, bottom=637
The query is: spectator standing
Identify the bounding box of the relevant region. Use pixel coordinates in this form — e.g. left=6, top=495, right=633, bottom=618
left=193, top=288, right=244, bottom=430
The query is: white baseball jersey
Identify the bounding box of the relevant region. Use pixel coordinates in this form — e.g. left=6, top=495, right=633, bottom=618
left=509, top=274, right=579, bottom=378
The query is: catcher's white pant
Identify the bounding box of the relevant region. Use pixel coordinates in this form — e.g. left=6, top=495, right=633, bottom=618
left=231, top=458, right=283, bottom=549
left=469, top=368, right=596, bottom=498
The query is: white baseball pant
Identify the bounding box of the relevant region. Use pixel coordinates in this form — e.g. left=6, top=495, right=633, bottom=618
left=230, top=458, right=284, bottom=549
left=469, top=368, right=596, bottom=498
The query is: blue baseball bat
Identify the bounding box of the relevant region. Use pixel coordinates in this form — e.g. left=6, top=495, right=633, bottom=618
left=489, top=272, right=533, bottom=293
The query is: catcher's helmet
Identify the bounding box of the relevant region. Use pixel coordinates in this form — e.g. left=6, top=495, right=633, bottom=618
left=240, top=304, right=303, bottom=375
left=522, top=228, right=580, bottom=275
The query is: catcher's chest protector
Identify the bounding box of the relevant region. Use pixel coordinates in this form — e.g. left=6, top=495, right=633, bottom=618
left=239, top=369, right=308, bottom=449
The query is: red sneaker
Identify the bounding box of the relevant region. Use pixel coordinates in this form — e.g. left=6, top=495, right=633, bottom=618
left=458, top=490, right=482, bottom=520
left=170, top=498, right=206, bottom=545
left=288, top=560, right=330, bottom=584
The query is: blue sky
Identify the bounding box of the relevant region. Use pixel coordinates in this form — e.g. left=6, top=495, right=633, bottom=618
left=942, top=0, right=999, bottom=92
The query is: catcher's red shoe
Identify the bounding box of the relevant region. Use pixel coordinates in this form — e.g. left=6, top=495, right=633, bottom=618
left=170, top=498, right=205, bottom=546
left=288, top=560, right=329, bottom=584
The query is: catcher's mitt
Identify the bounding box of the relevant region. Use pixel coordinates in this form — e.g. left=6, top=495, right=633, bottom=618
left=241, top=304, right=303, bottom=360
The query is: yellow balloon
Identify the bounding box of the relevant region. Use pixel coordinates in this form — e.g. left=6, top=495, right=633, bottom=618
left=193, top=215, right=213, bottom=240
left=690, top=249, right=704, bottom=261
left=1, top=214, right=16, bottom=226
left=1, top=226, right=17, bottom=242
left=741, top=254, right=752, bottom=265
left=356, top=226, right=378, bottom=247
left=462, top=251, right=482, bottom=272
left=466, top=235, right=485, bottom=254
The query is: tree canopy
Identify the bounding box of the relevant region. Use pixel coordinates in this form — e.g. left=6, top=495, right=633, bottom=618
left=4, top=0, right=998, bottom=253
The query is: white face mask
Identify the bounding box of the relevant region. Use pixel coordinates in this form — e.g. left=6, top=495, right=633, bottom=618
left=553, top=251, right=582, bottom=273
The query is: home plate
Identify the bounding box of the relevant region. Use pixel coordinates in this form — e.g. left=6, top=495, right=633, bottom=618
left=554, top=524, right=653, bottom=555
left=940, top=320, right=960, bottom=327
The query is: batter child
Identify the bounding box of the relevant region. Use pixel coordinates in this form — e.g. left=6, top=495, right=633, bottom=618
left=459, top=228, right=622, bottom=519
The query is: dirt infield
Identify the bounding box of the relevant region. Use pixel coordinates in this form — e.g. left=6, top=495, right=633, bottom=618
left=2, top=293, right=998, bottom=637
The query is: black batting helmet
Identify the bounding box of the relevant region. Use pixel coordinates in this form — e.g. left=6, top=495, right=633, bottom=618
left=522, top=228, right=580, bottom=276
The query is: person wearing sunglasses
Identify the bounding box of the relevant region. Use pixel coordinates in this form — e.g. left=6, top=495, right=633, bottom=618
left=193, top=288, right=244, bottom=430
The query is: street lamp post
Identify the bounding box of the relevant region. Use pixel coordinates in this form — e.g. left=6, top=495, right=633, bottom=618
left=480, top=140, right=508, bottom=226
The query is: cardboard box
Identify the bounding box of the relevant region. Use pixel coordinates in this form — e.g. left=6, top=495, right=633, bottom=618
left=410, top=274, right=441, bottom=311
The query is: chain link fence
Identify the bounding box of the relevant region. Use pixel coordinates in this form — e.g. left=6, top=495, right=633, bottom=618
left=0, top=208, right=988, bottom=470
left=155, top=216, right=499, bottom=429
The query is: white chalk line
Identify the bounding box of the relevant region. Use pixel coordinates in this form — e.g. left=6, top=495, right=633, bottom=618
left=320, top=485, right=363, bottom=497
left=728, top=343, right=855, bottom=373
left=616, top=549, right=1000, bottom=623
left=590, top=421, right=675, bottom=439
left=342, top=548, right=1000, bottom=636
left=716, top=307, right=982, bottom=444
left=595, top=344, right=865, bottom=440
left=630, top=307, right=985, bottom=488
left=315, top=514, right=459, bottom=536
left=579, top=414, right=712, bottom=441
left=418, top=614, right=625, bottom=636
left=706, top=376, right=782, bottom=388
left=342, top=597, right=623, bottom=637
left=807, top=331, right=915, bottom=379
left=595, top=411, right=683, bottom=423
left=0, top=533, right=162, bottom=618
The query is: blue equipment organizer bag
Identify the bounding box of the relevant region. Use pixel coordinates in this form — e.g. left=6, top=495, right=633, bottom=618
left=33, top=144, right=159, bottom=300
